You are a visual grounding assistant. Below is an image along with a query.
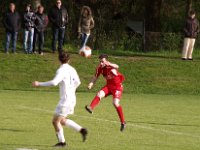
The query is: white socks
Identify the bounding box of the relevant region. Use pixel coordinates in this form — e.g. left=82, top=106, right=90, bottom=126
left=56, top=127, right=65, bottom=143
left=56, top=119, right=82, bottom=143
left=64, top=119, right=82, bottom=132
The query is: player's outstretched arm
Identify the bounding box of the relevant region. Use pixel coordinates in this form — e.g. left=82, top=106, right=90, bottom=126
left=32, top=81, right=40, bottom=87
left=88, top=76, right=97, bottom=89
left=32, top=69, right=64, bottom=87
left=105, top=61, right=119, bottom=69
left=32, top=80, right=59, bottom=87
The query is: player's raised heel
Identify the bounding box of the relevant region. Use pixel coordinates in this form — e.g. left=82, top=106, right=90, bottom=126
left=80, top=128, right=88, bottom=142
left=53, top=142, right=67, bottom=147
left=120, top=122, right=126, bottom=132
left=85, top=105, right=93, bottom=114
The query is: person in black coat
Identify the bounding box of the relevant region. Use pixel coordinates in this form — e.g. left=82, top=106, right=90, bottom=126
left=2, top=3, right=21, bottom=54
left=48, top=0, right=68, bottom=53
left=33, top=5, right=48, bottom=55
left=182, top=10, right=199, bottom=60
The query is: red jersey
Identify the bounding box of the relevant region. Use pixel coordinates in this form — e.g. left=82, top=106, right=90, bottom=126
left=95, top=65, right=125, bottom=89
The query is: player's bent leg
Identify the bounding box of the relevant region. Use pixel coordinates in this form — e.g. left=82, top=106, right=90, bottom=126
left=52, top=115, right=66, bottom=146
left=61, top=118, right=88, bottom=142
left=91, top=90, right=106, bottom=108
left=85, top=90, right=106, bottom=114
left=113, top=98, right=120, bottom=107
left=113, top=98, right=126, bottom=132
left=52, top=115, right=63, bottom=132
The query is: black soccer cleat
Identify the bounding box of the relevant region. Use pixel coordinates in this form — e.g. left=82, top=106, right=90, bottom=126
left=182, top=58, right=187, bottom=60
left=120, top=122, right=126, bottom=132
left=53, top=142, right=67, bottom=147
left=85, top=105, right=93, bottom=114
left=80, top=128, right=88, bottom=142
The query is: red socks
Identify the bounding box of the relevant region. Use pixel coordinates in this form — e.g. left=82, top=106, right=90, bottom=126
left=90, top=96, right=100, bottom=109
left=90, top=96, right=125, bottom=124
left=115, top=106, right=125, bottom=123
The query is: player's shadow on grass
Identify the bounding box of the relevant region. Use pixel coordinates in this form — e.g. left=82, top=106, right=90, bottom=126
left=0, top=143, right=51, bottom=149
left=0, top=128, right=31, bottom=132
left=129, top=121, right=200, bottom=127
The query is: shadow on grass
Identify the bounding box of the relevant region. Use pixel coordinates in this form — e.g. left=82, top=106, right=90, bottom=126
left=0, top=143, right=53, bottom=149
left=0, top=128, right=31, bottom=133
left=128, top=121, right=200, bottom=128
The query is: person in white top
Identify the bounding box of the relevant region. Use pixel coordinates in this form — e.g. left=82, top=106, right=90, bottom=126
left=32, top=52, right=88, bottom=147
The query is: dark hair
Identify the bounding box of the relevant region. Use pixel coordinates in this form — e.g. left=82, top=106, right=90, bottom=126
left=189, top=10, right=195, bottom=16
left=99, top=54, right=108, bottom=59
left=25, top=4, right=31, bottom=8
left=59, top=52, right=70, bottom=63
left=38, top=5, right=44, bottom=10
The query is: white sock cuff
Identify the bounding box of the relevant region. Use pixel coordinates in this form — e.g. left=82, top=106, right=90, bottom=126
left=64, top=119, right=82, bottom=132
left=56, top=127, right=65, bottom=143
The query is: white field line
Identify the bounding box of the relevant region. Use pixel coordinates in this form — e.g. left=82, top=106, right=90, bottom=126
left=18, top=105, right=200, bottom=139
left=16, top=148, right=38, bottom=150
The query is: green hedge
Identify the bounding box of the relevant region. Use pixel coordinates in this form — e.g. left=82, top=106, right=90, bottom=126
left=1, top=26, right=200, bottom=52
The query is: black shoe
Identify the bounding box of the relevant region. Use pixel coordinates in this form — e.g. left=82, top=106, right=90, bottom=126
left=182, top=58, right=187, bottom=60
left=80, top=128, right=88, bottom=142
left=85, top=105, right=93, bottom=114
left=54, top=142, right=66, bottom=147
left=188, top=58, right=193, bottom=61
left=120, top=122, right=126, bottom=132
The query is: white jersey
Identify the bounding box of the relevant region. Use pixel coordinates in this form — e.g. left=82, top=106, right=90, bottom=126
left=39, top=64, right=81, bottom=114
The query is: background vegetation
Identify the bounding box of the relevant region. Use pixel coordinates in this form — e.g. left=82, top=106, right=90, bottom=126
left=1, top=0, right=200, bottom=52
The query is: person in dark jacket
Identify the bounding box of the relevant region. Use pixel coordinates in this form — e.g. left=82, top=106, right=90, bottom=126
left=33, top=5, right=48, bottom=55
left=48, top=0, right=68, bottom=53
left=23, top=4, right=36, bottom=54
left=78, top=6, right=94, bottom=50
left=182, top=10, right=199, bottom=60
left=2, top=3, right=21, bottom=54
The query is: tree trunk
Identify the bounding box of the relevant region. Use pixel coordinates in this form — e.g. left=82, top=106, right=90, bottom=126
left=31, top=0, right=41, bottom=12
left=186, top=0, right=192, bottom=16
left=145, top=0, right=162, bottom=32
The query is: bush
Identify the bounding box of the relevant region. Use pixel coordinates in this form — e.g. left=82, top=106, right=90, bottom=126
left=161, top=32, right=182, bottom=51
left=145, top=32, right=183, bottom=52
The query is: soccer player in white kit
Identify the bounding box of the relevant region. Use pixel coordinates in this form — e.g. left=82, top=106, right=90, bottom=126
left=32, top=52, right=88, bottom=147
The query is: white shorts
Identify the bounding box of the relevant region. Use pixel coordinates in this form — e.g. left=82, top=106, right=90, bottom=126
left=55, top=105, right=75, bottom=117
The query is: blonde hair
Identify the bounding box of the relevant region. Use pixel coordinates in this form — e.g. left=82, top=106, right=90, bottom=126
left=81, top=6, right=92, bottom=17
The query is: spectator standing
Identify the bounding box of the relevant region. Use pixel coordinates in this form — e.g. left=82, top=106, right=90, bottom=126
left=2, top=3, right=21, bottom=54
left=78, top=6, right=94, bottom=50
left=48, top=0, right=68, bottom=53
left=23, top=4, right=36, bottom=54
left=182, top=10, right=199, bottom=60
left=33, top=5, right=48, bottom=55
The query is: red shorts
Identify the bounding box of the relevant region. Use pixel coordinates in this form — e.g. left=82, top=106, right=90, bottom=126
left=100, top=85, right=123, bottom=99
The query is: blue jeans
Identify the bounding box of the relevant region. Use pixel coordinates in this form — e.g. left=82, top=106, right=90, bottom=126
left=24, top=28, right=34, bottom=53
left=52, top=27, right=65, bottom=53
left=5, top=31, right=18, bottom=53
left=81, top=33, right=90, bottom=49
left=33, top=30, right=45, bottom=54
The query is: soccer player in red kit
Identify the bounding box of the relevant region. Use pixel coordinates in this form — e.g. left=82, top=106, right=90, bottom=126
left=85, top=54, right=126, bottom=131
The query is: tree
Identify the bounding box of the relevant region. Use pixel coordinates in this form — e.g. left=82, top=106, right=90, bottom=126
left=31, top=0, right=41, bottom=11
left=186, top=0, right=192, bottom=16
left=145, top=0, right=163, bottom=32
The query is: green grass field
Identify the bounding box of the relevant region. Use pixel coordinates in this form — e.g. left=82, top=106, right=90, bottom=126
left=1, top=51, right=200, bottom=95
left=0, top=90, right=200, bottom=150
left=1, top=52, right=200, bottom=150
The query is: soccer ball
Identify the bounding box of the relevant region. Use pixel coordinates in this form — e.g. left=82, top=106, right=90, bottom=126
left=79, top=46, right=92, bottom=58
